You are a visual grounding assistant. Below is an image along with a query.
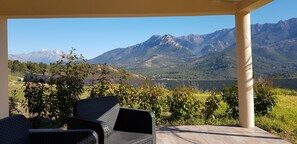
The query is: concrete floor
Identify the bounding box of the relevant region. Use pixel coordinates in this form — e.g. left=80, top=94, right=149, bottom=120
left=156, top=125, right=291, bottom=144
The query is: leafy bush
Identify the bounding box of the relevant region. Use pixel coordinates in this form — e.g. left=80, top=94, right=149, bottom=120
left=9, top=90, right=20, bottom=115
left=221, top=78, right=278, bottom=119
left=114, top=78, right=138, bottom=108
left=88, top=64, right=138, bottom=107
left=168, top=86, right=200, bottom=120
left=90, top=83, right=115, bottom=97
left=23, top=81, right=48, bottom=118
left=89, top=74, right=168, bottom=124
left=254, top=79, right=278, bottom=116
left=138, top=83, right=167, bottom=122
left=221, top=84, right=239, bottom=119
left=202, top=90, right=221, bottom=120
left=89, top=64, right=114, bottom=97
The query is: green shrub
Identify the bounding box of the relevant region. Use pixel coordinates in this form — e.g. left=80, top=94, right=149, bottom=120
left=221, top=78, right=278, bottom=119
left=114, top=83, right=138, bottom=108
left=202, top=90, right=221, bottom=120
left=23, top=81, right=48, bottom=118
left=138, top=83, right=167, bottom=123
left=89, top=64, right=114, bottom=97
left=114, top=74, right=137, bottom=107
left=88, top=64, right=139, bottom=107
left=9, top=90, right=20, bottom=115
left=254, top=79, right=278, bottom=116
left=168, top=86, right=200, bottom=120
left=47, top=92, right=59, bottom=121
left=221, top=84, right=239, bottom=119
left=90, top=83, right=115, bottom=97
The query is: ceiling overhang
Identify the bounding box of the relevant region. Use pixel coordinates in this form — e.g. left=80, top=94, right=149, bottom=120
left=0, top=0, right=272, bottom=18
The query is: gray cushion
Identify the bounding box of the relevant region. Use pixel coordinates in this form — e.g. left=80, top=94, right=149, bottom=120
left=108, top=131, right=153, bottom=144
left=75, top=96, right=120, bottom=131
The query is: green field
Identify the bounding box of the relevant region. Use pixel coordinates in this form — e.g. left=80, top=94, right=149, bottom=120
left=8, top=75, right=297, bottom=144
left=256, top=94, right=297, bottom=143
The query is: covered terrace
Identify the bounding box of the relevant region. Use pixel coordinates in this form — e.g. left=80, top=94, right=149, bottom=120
left=1, top=0, right=290, bottom=143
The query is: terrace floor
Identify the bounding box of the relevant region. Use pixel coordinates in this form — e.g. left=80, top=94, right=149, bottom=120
left=156, top=125, right=291, bottom=144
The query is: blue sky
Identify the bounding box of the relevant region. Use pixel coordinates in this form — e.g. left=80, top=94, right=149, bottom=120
left=8, top=0, right=297, bottom=59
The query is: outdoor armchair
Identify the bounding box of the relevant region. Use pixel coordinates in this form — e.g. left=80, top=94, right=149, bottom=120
left=0, top=114, right=99, bottom=144
left=68, top=96, right=156, bottom=144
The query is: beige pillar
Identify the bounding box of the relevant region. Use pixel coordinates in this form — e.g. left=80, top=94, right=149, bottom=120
left=235, top=12, right=254, bottom=128
left=0, top=17, right=9, bottom=118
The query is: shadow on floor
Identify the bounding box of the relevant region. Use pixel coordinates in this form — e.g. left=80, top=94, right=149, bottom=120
left=157, top=125, right=282, bottom=140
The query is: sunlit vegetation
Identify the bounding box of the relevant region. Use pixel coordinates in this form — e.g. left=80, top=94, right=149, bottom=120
left=7, top=50, right=297, bottom=144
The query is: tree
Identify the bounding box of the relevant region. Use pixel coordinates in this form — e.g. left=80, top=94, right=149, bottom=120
left=11, top=60, right=27, bottom=73
left=26, top=61, right=38, bottom=73
left=8, top=60, right=13, bottom=70
left=89, top=63, right=114, bottom=97
left=38, top=63, right=47, bottom=75
left=48, top=48, right=91, bottom=125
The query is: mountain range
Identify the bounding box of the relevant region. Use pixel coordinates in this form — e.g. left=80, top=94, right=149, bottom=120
left=89, top=18, right=297, bottom=79
left=9, top=49, right=64, bottom=64
left=10, top=18, right=297, bottom=79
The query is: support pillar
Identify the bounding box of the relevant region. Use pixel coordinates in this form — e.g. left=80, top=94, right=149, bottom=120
left=0, top=17, right=9, bottom=118
left=235, top=12, right=254, bottom=128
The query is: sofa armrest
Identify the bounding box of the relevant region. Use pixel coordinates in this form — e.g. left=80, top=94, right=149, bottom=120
left=29, top=129, right=98, bottom=144
left=68, top=117, right=111, bottom=144
left=114, top=108, right=155, bottom=135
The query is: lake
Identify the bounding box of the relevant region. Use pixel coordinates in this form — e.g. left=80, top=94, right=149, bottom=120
left=128, top=79, right=297, bottom=91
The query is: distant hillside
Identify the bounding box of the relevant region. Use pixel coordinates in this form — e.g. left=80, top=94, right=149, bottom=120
left=88, top=64, right=145, bottom=82
left=9, top=49, right=64, bottom=64
left=89, top=34, right=197, bottom=69
left=89, top=18, right=297, bottom=79
left=88, top=29, right=236, bottom=68
left=190, top=18, right=297, bottom=79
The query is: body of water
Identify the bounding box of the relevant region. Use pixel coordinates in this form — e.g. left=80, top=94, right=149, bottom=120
left=129, top=79, right=297, bottom=91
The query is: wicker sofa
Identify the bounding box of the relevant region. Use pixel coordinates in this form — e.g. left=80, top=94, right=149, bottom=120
left=68, top=96, right=156, bottom=144
left=0, top=115, right=99, bottom=144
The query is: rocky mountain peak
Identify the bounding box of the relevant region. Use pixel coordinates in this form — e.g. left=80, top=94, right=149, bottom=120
left=54, top=50, right=64, bottom=55
left=148, top=35, right=162, bottom=41
left=158, top=34, right=180, bottom=47
left=287, top=18, right=297, bottom=25
left=41, top=48, right=49, bottom=52
left=148, top=34, right=175, bottom=42
left=144, top=34, right=181, bottom=48
left=277, top=20, right=290, bottom=31
left=160, top=34, right=174, bottom=39
left=9, top=49, right=65, bottom=64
